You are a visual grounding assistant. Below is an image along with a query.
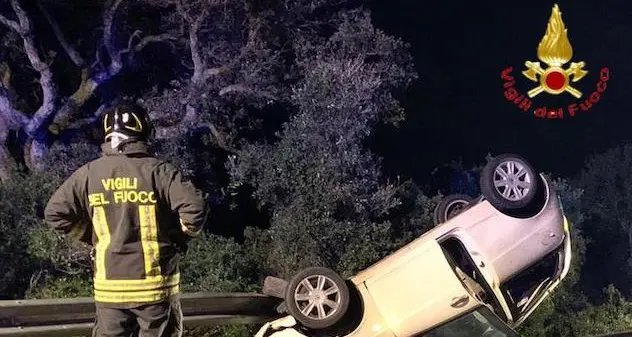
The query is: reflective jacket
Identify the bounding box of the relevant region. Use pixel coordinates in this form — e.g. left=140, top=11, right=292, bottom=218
left=44, top=141, right=208, bottom=307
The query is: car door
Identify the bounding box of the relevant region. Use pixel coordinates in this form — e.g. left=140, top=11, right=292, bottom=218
left=362, top=238, right=481, bottom=337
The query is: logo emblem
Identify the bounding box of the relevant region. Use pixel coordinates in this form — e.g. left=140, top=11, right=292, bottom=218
left=500, top=4, right=610, bottom=120
left=522, top=4, right=587, bottom=99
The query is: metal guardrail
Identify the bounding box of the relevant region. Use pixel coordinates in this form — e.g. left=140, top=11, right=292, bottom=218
left=4, top=292, right=630, bottom=337
left=0, top=292, right=283, bottom=336
left=587, top=332, right=632, bottom=337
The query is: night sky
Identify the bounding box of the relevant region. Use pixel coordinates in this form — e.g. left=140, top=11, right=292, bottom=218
left=367, top=0, right=629, bottom=190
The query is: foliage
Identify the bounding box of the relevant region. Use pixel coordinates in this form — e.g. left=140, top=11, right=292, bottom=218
left=575, top=145, right=632, bottom=298
left=43, top=142, right=100, bottom=178
left=551, top=177, right=587, bottom=288
left=27, top=223, right=92, bottom=277
left=24, top=274, right=93, bottom=299
left=180, top=233, right=261, bottom=293
left=230, top=9, right=416, bottom=278
left=0, top=168, right=63, bottom=299
left=566, top=285, right=632, bottom=336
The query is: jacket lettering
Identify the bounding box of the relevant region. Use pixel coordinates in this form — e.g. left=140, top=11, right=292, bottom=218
left=101, top=177, right=138, bottom=191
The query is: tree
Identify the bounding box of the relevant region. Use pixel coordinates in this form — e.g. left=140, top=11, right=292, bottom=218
left=566, top=285, right=632, bottom=337
left=576, top=145, right=632, bottom=298
left=140, top=0, right=293, bottom=155
left=0, top=0, right=176, bottom=176
left=231, top=8, right=417, bottom=277
left=139, top=0, right=422, bottom=260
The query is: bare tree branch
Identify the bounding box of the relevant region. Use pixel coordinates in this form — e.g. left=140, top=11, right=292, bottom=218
left=175, top=0, right=237, bottom=85
left=103, top=0, right=125, bottom=53
left=116, top=31, right=177, bottom=59
left=219, top=83, right=248, bottom=96
left=0, top=95, right=28, bottom=127
left=134, top=33, right=177, bottom=52
left=154, top=104, right=198, bottom=136
left=92, top=42, right=104, bottom=69
left=156, top=119, right=237, bottom=155
left=152, top=101, right=237, bottom=154
left=198, top=45, right=248, bottom=83
left=7, top=0, right=57, bottom=136
left=218, top=84, right=276, bottom=102
left=49, top=1, right=179, bottom=139
left=206, top=121, right=237, bottom=154
left=172, top=0, right=262, bottom=86
left=37, top=1, right=85, bottom=67
left=175, top=0, right=194, bottom=23
left=123, top=29, right=142, bottom=52
left=0, top=12, right=21, bottom=33
left=188, top=16, right=206, bottom=85
left=10, top=0, right=31, bottom=34
left=103, top=0, right=125, bottom=72
left=202, top=66, right=227, bottom=78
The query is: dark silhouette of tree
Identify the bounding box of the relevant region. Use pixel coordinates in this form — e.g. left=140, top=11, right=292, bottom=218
left=0, top=0, right=175, bottom=175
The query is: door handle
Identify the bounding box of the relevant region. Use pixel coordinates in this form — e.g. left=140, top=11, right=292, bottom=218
left=451, top=295, right=469, bottom=308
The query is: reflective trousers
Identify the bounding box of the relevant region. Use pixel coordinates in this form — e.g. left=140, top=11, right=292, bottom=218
left=92, top=297, right=183, bottom=337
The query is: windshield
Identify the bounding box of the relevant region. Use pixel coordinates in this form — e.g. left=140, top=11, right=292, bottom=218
left=419, top=306, right=520, bottom=337
left=501, top=247, right=561, bottom=317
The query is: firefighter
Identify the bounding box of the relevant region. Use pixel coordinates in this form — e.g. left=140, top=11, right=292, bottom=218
left=44, top=100, right=208, bottom=337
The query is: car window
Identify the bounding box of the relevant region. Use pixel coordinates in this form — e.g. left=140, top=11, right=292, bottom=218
left=418, top=307, right=521, bottom=337
left=502, top=248, right=559, bottom=315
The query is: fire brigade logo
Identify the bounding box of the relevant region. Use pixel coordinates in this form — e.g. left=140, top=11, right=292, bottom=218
left=500, top=4, right=610, bottom=119
left=522, top=4, right=587, bottom=99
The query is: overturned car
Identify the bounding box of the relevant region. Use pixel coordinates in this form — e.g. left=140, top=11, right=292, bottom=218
left=256, top=154, right=572, bottom=337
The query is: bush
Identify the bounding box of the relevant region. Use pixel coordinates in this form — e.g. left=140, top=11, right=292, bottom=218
left=567, top=285, right=632, bottom=336
left=0, top=169, right=64, bottom=299
left=180, top=233, right=261, bottom=293
left=25, top=274, right=93, bottom=299
left=27, top=224, right=92, bottom=277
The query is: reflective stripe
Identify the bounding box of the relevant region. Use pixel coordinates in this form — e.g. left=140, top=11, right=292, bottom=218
left=91, top=202, right=177, bottom=304
left=94, top=273, right=180, bottom=291
left=94, top=284, right=179, bottom=303
left=563, top=216, right=570, bottom=233
left=139, top=205, right=161, bottom=277
left=92, top=207, right=110, bottom=280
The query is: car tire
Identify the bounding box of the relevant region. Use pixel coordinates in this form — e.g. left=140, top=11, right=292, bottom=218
left=285, top=267, right=350, bottom=330
left=480, top=153, right=539, bottom=212
left=433, top=194, right=474, bottom=225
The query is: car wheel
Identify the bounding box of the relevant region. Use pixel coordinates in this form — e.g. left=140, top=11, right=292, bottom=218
left=285, top=267, right=350, bottom=330
left=480, top=153, right=539, bottom=212
left=433, top=194, right=474, bottom=225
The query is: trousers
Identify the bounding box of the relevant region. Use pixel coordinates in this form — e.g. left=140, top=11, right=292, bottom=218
left=92, top=297, right=183, bottom=337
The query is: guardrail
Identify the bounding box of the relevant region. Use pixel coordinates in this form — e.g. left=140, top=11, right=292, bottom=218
left=0, top=292, right=283, bottom=336
left=587, top=332, right=632, bottom=337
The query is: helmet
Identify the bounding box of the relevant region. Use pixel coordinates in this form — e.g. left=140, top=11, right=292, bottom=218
left=101, top=101, right=154, bottom=148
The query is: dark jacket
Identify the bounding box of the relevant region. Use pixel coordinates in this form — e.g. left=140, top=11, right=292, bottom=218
left=44, top=141, right=208, bottom=307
